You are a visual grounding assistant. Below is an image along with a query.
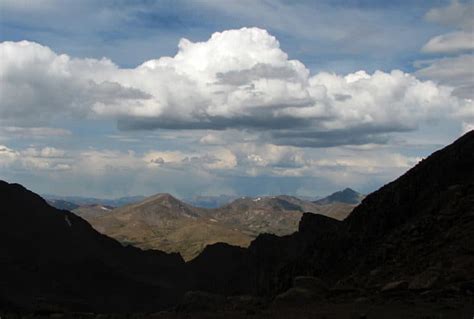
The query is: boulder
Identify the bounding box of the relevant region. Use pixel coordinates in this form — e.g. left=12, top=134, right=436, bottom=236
left=381, top=280, right=409, bottom=292
left=329, top=279, right=359, bottom=295
left=273, top=287, right=314, bottom=306
left=293, top=276, right=328, bottom=295
left=227, top=295, right=264, bottom=313
left=408, top=271, right=439, bottom=291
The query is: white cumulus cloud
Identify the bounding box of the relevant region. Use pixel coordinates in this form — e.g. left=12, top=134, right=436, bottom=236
left=1, top=27, right=471, bottom=147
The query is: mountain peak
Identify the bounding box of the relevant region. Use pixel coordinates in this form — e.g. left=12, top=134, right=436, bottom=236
left=137, top=192, right=184, bottom=208
left=342, top=187, right=357, bottom=193
left=315, top=188, right=363, bottom=205
left=102, top=191, right=203, bottom=223
left=148, top=192, right=176, bottom=200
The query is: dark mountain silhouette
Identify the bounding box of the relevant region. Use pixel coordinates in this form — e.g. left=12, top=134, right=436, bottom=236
left=314, top=187, right=364, bottom=205
left=0, top=182, right=189, bottom=314
left=1, top=131, right=473, bottom=317
left=187, top=131, right=474, bottom=305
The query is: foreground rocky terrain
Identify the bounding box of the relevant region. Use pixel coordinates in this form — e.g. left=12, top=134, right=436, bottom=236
left=1, top=131, right=473, bottom=318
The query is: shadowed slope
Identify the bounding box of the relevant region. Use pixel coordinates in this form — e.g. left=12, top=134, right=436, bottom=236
left=0, top=182, right=188, bottom=313
left=187, top=131, right=474, bottom=298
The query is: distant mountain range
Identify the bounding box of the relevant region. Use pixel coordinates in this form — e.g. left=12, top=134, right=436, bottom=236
left=44, top=189, right=362, bottom=260
left=45, top=189, right=358, bottom=210
left=45, top=198, right=80, bottom=211
left=183, top=194, right=239, bottom=208
left=43, top=194, right=147, bottom=208
left=70, top=204, right=115, bottom=219
left=78, top=192, right=359, bottom=260
left=2, top=131, right=472, bottom=317
left=84, top=193, right=252, bottom=261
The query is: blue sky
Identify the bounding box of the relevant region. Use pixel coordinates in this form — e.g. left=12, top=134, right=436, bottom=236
left=0, top=0, right=449, bottom=70
left=0, top=0, right=473, bottom=198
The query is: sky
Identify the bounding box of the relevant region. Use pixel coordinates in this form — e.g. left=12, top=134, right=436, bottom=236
left=0, top=0, right=473, bottom=199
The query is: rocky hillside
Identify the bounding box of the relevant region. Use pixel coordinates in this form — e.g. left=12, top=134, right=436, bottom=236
left=184, top=194, right=238, bottom=208
left=343, top=130, right=474, bottom=290
left=84, top=193, right=355, bottom=260
left=211, top=195, right=355, bottom=237
left=86, top=194, right=253, bottom=260
left=188, top=131, right=474, bottom=303
left=0, top=182, right=189, bottom=314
